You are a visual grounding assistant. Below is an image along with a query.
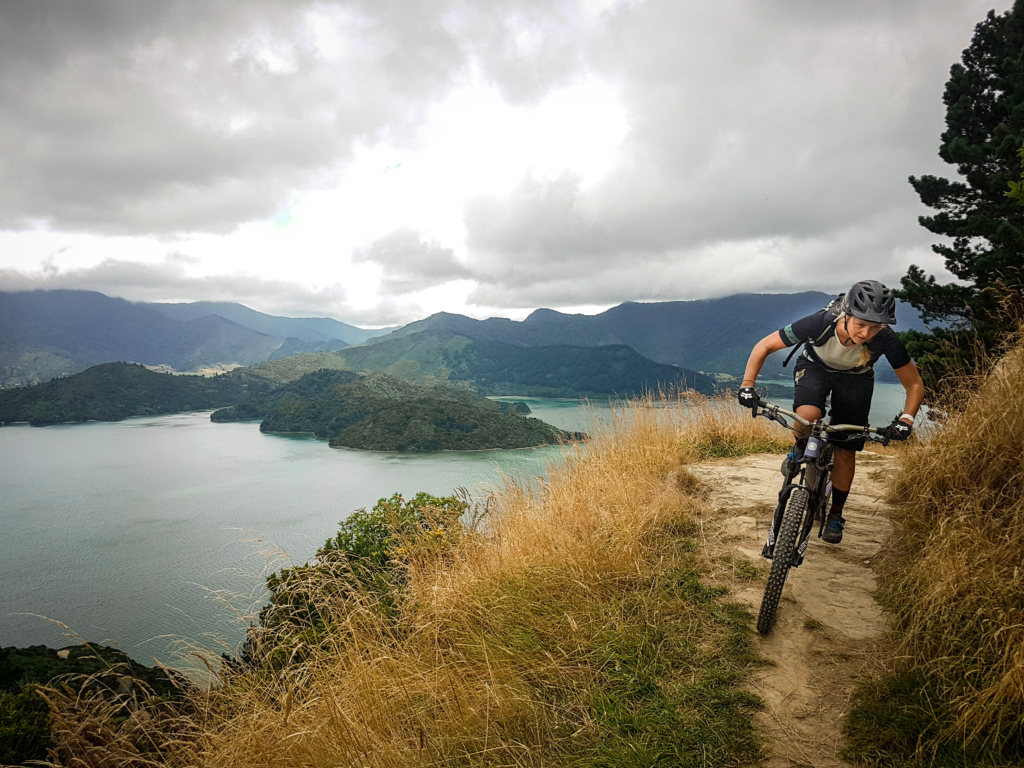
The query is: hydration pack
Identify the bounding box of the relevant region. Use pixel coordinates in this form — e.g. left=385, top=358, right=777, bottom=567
left=781, top=294, right=845, bottom=369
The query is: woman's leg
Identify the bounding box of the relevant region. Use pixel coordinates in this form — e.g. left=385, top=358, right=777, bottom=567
left=831, top=446, right=856, bottom=492
left=791, top=360, right=827, bottom=442
left=822, top=372, right=874, bottom=543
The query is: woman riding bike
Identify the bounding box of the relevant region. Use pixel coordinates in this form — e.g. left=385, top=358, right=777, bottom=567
left=736, top=280, right=925, bottom=544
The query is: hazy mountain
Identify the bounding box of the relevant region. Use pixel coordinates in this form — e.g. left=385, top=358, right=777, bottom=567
left=0, top=290, right=294, bottom=385
left=366, top=292, right=932, bottom=381
left=146, top=301, right=397, bottom=344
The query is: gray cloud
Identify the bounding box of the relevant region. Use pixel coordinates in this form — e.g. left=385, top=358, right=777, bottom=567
left=0, top=0, right=589, bottom=236
left=354, top=227, right=472, bottom=294
left=458, top=0, right=1007, bottom=310
left=0, top=0, right=1009, bottom=319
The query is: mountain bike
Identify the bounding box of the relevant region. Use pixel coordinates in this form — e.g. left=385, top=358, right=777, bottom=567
left=750, top=396, right=886, bottom=634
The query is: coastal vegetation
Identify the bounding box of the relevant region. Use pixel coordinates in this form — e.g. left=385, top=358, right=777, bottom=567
left=0, top=644, right=187, bottom=765
left=36, top=393, right=794, bottom=766
left=212, top=369, right=574, bottom=451
left=0, top=362, right=271, bottom=426
left=844, top=330, right=1024, bottom=767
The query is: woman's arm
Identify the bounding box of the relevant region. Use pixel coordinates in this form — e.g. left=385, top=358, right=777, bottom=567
left=741, top=331, right=789, bottom=386
left=892, top=361, right=925, bottom=423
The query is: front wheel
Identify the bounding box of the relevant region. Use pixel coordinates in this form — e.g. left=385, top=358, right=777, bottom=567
left=757, top=487, right=809, bottom=634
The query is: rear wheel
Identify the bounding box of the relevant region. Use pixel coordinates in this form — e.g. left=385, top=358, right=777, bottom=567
left=757, top=487, right=809, bottom=634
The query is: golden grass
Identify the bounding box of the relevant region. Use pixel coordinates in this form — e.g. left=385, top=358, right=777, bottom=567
left=45, top=393, right=782, bottom=767
left=864, top=335, right=1024, bottom=755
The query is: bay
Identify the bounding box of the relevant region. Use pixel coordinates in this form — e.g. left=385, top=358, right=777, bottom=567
left=0, top=399, right=598, bottom=670
left=0, top=384, right=910, bottom=671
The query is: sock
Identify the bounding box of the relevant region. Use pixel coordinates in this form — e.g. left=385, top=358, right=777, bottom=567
left=830, top=488, right=850, bottom=518
left=793, top=437, right=808, bottom=455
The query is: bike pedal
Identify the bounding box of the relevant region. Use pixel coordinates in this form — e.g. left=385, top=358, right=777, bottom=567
left=761, top=543, right=774, bottom=560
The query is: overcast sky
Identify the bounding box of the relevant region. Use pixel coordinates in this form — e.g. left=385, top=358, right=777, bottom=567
left=0, top=0, right=1011, bottom=325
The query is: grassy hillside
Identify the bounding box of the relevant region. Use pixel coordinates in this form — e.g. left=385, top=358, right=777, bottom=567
left=40, top=394, right=795, bottom=766
left=0, top=362, right=271, bottom=426
left=241, top=351, right=356, bottom=384
left=845, top=335, right=1024, bottom=767
left=213, top=369, right=572, bottom=451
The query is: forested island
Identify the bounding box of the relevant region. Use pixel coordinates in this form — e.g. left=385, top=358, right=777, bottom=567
left=212, top=369, right=576, bottom=451
left=0, top=362, right=272, bottom=426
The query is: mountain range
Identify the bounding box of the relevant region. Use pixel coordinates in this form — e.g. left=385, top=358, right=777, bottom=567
left=365, top=292, right=930, bottom=382
left=146, top=301, right=396, bottom=345
left=0, top=291, right=393, bottom=387
left=0, top=289, right=931, bottom=389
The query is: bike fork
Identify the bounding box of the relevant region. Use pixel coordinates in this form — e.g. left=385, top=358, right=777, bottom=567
left=763, top=479, right=800, bottom=560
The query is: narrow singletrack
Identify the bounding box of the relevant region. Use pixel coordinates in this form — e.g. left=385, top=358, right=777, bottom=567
left=692, top=453, right=894, bottom=768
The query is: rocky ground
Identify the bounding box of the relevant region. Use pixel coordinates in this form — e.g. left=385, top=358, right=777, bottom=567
left=692, top=452, right=894, bottom=768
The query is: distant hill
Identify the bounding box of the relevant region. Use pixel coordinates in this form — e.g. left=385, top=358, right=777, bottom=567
left=0, top=290, right=391, bottom=387
left=241, top=352, right=356, bottom=384
left=284, top=329, right=716, bottom=396
left=212, top=370, right=575, bottom=451
left=145, top=301, right=397, bottom=345
left=0, top=362, right=272, bottom=426
left=0, top=290, right=287, bottom=385
left=365, top=293, right=932, bottom=381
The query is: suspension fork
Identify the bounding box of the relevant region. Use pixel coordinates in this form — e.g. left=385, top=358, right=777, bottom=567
left=792, top=435, right=833, bottom=563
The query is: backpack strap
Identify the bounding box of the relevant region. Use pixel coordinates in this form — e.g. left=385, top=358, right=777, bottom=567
left=782, top=341, right=804, bottom=368
left=782, top=300, right=843, bottom=369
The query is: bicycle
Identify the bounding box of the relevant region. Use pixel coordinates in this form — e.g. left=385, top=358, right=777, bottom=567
left=750, top=395, right=887, bottom=634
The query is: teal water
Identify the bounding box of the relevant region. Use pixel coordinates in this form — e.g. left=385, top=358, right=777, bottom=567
left=0, top=403, right=598, bottom=668
left=760, top=379, right=914, bottom=426
left=0, top=385, right=909, bottom=669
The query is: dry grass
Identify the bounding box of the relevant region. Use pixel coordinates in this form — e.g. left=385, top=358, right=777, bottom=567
left=44, top=393, right=780, bottom=768
left=845, top=335, right=1024, bottom=765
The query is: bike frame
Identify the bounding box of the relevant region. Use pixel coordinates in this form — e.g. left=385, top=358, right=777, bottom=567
left=754, top=401, right=883, bottom=568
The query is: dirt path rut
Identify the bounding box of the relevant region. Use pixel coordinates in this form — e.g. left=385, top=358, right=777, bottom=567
left=691, top=453, right=894, bottom=768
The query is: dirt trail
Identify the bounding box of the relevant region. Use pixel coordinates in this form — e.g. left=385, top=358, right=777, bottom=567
left=691, top=453, right=894, bottom=768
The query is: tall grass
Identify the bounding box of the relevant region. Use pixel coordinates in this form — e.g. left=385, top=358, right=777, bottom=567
left=846, top=336, right=1024, bottom=765
left=44, top=393, right=787, bottom=767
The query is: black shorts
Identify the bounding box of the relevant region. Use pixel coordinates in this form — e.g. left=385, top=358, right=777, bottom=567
left=792, top=358, right=874, bottom=451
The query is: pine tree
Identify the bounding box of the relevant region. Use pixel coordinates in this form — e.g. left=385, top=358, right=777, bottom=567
left=899, top=1, right=1024, bottom=383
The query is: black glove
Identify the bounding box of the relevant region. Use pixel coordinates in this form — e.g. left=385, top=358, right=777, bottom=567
left=882, top=418, right=912, bottom=445
left=737, top=386, right=759, bottom=410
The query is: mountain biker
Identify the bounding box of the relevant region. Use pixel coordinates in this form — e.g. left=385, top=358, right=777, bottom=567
left=735, top=280, right=925, bottom=544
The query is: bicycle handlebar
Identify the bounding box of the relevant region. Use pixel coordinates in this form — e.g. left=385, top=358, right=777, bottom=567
left=751, top=396, right=885, bottom=440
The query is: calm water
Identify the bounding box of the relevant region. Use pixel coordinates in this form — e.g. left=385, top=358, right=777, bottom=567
left=0, top=398, right=599, bottom=669
left=0, top=386, right=909, bottom=670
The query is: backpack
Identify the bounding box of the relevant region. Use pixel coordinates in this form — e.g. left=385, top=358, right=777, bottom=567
left=781, top=294, right=845, bottom=369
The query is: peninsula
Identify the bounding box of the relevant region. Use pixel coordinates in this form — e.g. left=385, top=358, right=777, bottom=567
left=211, top=369, right=579, bottom=451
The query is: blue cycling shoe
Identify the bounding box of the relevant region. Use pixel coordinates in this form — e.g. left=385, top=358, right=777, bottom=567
left=823, top=515, right=845, bottom=544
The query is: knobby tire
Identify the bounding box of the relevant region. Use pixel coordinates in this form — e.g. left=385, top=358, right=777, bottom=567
left=757, top=487, right=809, bottom=634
